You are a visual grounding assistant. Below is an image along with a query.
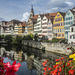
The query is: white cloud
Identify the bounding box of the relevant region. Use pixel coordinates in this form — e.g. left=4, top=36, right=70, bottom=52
left=21, top=12, right=30, bottom=22
left=65, top=2, right=74, bottom=6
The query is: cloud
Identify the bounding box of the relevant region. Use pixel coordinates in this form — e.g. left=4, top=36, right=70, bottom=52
left=20, top=12, right=30, bottom=22
left=47, top=0, right=75, bottom=12
left=0, top=17, right=4, bottom=21
left=65, top=2, right=74, bottom=6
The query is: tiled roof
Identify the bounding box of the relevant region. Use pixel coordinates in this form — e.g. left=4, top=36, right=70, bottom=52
left=49, top=12, right=58, bottom=17
left=59, top=12, right=65, bottom=17
left=32, top=15, right=38, bottom=19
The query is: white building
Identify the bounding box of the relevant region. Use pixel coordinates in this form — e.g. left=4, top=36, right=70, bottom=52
left=42, top=14, right=53, bottom=40
left=0, top=21, right=14, bottom=35
left=14, top=24, right=18, bottom=35
left=34, top=14, right=44, bottom=36
left=68, top=24, right=75, bottom=44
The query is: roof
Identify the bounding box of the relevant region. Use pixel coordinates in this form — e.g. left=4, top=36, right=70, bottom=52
left=30, top=18, right=37, bottom=24
left=32, top=15, right=38, bottom=19
left=70, top=10, right=75, bottom=15
left=59, top=12, right=65, bottom=17
left=49, top=12, right=58, bottom=17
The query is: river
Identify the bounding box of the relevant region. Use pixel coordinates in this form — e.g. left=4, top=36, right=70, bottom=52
left=0, top=44, right=66, bottom=75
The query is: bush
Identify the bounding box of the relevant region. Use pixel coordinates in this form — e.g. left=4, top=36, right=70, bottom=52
left=4, top=35, right=13, bottom=44
left=51, top=38, right=60, bottom=43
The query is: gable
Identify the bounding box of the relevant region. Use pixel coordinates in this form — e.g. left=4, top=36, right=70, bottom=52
left=54, top=12, right=63, bottom=19
left=65, top=10, right=73, bottom=17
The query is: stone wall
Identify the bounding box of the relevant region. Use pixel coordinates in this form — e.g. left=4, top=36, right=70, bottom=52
left=22, top=40, right=75, bottom=55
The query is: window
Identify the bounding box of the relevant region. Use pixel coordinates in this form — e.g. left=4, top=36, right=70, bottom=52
left=71, top=28, right=73, bottom=32
left=60, top=29, right=61, bottom=32
left=57, top=14, right=60, bottom=17
left=48, top=31, right=52, bottom=33
left=70, top=36, right=72, bottom=39
left=71, top=17, right=72, bottom=19
left=62, top=29, right=64, bottom=32
left=48, top=27, right=51, bottom=29
left=73, top=35, right=75, bottom=39
left=69, top=17, right=70, bottom=20
left=58, top=29, right=59, bottom=32
left=68, top=12, right=70, bottom=15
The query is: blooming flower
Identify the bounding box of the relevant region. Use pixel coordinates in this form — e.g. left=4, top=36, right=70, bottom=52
left=68, top=70, right=74, bottom=74
left=5, top=61, right=21, bottom=75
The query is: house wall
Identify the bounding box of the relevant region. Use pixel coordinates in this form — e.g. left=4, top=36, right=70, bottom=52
left=53, top=12, right=65, bottom=39
left=64, top=10, right=74, bottom=39
left=34, top=15, right=42, bottom=35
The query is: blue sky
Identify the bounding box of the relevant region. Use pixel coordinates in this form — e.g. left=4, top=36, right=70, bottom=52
left=0, top=0, right=75, bottom=21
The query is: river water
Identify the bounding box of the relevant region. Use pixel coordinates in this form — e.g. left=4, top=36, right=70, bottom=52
left=0, top=44, right=66, bottom=75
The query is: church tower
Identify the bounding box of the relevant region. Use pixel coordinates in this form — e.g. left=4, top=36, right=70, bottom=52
left=30, top=5, right=34, bottom=18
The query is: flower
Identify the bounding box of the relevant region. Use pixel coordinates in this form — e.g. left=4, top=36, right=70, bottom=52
left=56, top=62, right=60, bottom=65
left=59, top=67, right=62, bottom=72
left=69, top=53, right=75, bottom=58
left=6, top=61, right=21, bottom=75
left=68, top=70, right=74, bottom=74
left=55, top=59, right=59, bottom=62
left=48, top=67, right=51, bottom=70
left=43, top=67, right=47, bottom=72
left=67, top=48, right=70, bottom=50
left=67, top=62, right=70, bottom=66
left=60, top=57, right=64, bottom=59
left=73, top=57, right=75, bottom=60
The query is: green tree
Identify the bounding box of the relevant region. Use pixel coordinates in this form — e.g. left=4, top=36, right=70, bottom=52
left=4, top=35, right=13, bottom=44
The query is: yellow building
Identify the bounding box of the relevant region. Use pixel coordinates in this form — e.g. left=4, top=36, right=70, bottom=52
left=27, top=15, right=38, bottom=34
left=18, top=23, right=25, bottom=35
left=53, top=12, right=65, bottom=39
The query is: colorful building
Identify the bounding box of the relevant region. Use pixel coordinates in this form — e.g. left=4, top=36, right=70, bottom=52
left=18, top=23, right=25, bottom=35
left=53, top=12, right=65, bottom=39
left=64, top=7, right=75, bottom=39
left=41, top=13, right=57, bottom=40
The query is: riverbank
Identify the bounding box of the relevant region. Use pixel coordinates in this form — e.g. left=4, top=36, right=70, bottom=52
left=22, top=40, right=75, bottom=55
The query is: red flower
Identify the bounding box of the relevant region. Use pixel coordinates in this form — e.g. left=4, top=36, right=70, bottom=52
left=5, top=61, right=21, bottom=75
left=58, top=72, right=60, bottom=75
left=60, top=57, right=64, bottom=59
left=43, top=72, right=47, bottom=75
left=67, top=62, right=70, bottom=66
left=42, top=62, right=46, bottom=66
left=59, top=67, right=62, bottom=72
left=43, top=67, right=47, bottom=72
left=67, top=48, right=70, bottom=50
left=69, top=60, right=72, bottom=62
left=48, top=67, right=51, bottom=70
left=55, top=59, right=59, bottom=62
left=68, top=70, right=74, bottom=74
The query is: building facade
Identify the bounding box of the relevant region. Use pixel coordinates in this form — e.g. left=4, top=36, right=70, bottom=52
left=18, top=23, right=25, bottom=35
left=68, top=24, right=75, bottom=44
left=14, top=24, right=18, bottom=35
left=64, top=7, right=75, bottom=39
left=34, top=14, right=44, bottom=36
left=0, top=21, right=14, bottom=35
left=53, top=12, right=65, bottom=39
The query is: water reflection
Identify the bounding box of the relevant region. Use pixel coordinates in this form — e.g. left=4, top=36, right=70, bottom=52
left=0, top=45, right=66, bottom=75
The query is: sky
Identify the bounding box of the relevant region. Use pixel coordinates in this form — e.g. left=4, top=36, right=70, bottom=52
left=0, top=0, right=75, bottom=22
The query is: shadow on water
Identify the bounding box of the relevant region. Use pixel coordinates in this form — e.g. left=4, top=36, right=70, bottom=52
left=0, top=43, right=67, bottom=75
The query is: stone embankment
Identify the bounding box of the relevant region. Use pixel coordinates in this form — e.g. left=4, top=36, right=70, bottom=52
left=22, top=40, right=75, bottom=55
